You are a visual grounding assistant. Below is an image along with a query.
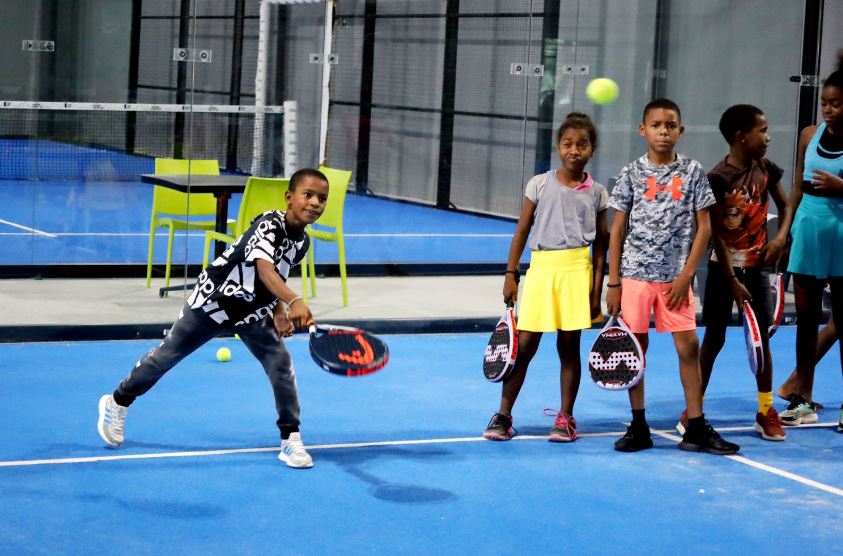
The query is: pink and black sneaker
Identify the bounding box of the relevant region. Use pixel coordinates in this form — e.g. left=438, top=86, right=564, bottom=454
left=545, top=409, right=577, bottom=442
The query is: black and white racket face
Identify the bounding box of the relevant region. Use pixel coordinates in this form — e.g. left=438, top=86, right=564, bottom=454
left=588, top=325, right=644, bottom=390
left=743, top=302, right=764, bottom=377
left=309, top=326, right=389, bottom=377
left=484, top=309, right=516, bottom=383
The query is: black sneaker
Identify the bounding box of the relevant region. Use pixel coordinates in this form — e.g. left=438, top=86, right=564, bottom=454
left=483, top=412, right=515, bottom=441
left=678, top=423, right=739, bottom=455
left=614, top=425, right=653, bottom=452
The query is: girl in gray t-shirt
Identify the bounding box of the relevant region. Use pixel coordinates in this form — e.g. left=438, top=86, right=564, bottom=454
left=484, top=113, right=609, bottom=443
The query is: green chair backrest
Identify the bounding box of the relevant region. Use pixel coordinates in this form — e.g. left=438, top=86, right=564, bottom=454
left=315, top=166, right=352, bottom=230
left=234, top=177, right=290, bottom=236
left=153, top=158, right=220, bottom=216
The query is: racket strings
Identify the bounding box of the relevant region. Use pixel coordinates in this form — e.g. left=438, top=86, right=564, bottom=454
left=317, top=333, right=386, bottom=367
left=589, top=334, right=643, bottom=386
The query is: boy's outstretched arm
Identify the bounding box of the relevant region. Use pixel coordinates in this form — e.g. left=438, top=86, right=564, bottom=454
left=256, top=258, right=313, bottom=331
left=665, top=207, right=711, bottom=310
left=606, top=209, right=627, bottom=316
left=503, top=198, right=536, bottom=304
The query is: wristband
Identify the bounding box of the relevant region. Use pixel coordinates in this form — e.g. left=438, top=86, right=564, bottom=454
left=286, top=296, right=302, bottom=309
left=607, top=283, right=622, bottom=288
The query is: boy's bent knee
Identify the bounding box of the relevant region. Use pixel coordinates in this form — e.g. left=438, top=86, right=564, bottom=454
left=673, top=330, right=700, bottom=360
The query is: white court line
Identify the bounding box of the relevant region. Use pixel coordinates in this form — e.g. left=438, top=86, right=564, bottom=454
left=650, top=426, right=843, bottom=498
left=0, top=431, right=629, bottom=468
left=2, top=422, right=841, bottom=499
left=0, top=219, right=57, bottom=238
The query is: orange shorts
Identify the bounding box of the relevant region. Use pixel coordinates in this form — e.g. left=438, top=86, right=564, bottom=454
left=620, top=278, right=696, bottom=334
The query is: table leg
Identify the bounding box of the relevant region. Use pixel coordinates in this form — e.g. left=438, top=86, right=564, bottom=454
left=214, top=191, right=232, bottom=258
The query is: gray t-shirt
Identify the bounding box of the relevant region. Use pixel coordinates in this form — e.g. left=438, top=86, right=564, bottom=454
left=525, top=171, right=608, bottom=251
left=608, top=153, right=715, bottom=282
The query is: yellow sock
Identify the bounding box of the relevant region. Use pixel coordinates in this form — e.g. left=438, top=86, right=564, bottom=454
left=758, top=391, right=773, bottom=414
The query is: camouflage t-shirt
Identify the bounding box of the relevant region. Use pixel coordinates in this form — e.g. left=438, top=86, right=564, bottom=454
left=608, top=153, right=716, bottom=282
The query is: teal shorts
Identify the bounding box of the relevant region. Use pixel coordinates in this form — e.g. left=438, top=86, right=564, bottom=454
left=788, top=194, right=843, bottom=279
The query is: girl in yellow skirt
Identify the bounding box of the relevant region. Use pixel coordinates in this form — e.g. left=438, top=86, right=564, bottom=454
left=484, top=113, right=608, bottom=442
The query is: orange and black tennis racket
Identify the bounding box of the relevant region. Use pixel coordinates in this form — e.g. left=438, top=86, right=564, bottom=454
left=308, top=324, right=389, bottom=377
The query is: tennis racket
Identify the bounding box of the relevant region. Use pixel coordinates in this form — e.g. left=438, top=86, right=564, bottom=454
left=308, top=324, right=389, bottom=377
left=742, top=301, right=764, bottom=376
left=768, top=272, right=784, bottom=338
left=588, top=315, right=645, bottom=391
left=483, top=302, right=518, bottom=383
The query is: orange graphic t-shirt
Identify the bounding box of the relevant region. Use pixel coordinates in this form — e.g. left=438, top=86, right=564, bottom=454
left=708, top=157, right=783, bottom=268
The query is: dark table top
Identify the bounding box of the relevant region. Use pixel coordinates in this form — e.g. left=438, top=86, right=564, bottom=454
left=140, top=174, right=249, bottom=194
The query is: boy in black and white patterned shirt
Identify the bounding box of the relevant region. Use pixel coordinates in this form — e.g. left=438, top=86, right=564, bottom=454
left=97, top=168, right=329, bottom=469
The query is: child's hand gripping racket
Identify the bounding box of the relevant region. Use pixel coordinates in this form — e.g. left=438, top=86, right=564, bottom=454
left=742, top=301, right=764, bottom=376
left=308, top=324, right=389, bottom=377
left=483, top=302, right=518, bottom=383
left=768, top=272, right=784, bottom=338
left=588, top=315, right=645, bottom=390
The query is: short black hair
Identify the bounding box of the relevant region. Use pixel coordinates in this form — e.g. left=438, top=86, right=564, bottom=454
left=289, top=168, right=328, bottom=191
left=823, top=49, right=843, bottom=91
left=556, top=112, right=599, bottom=149
left=718, top=104, right=764, bottom=145
left=642, top=98, right=681, bottom=123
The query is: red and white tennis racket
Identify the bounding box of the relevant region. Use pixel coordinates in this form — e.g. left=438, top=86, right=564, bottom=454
left=742, top=301, right=764, bottom=376
left=483, top=302, right=518, bottom=383
left=768, top=272, right=784, bottom=338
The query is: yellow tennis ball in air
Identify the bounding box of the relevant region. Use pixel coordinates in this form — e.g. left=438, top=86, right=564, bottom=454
left=586, top=77, right=619, bottom=105
left=216, top=347, right=232, bottom=362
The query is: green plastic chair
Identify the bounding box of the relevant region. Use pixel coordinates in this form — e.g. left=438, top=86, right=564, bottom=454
left=301, top=166, right=352, bottom=307
left=201, top=177, right=290, bottom=267
left=146, top=158, right=231, bottom=290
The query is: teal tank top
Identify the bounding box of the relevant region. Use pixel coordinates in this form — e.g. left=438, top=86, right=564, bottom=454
left=803, top=123, right=843, bottom=180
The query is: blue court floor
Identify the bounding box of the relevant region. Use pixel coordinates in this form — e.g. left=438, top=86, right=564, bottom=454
left=0, top=326, right=840, bottom=554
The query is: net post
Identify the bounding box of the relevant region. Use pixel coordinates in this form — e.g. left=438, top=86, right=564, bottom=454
left=282, top=100, right=298, bottom=177
left=251, top=0, right=272, bottom=176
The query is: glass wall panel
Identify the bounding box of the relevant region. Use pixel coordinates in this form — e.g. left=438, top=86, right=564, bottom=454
left=0, top=0, right=818, bottom=279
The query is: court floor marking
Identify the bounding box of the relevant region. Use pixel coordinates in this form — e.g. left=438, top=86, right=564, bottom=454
left=1, top=423, right=841, bottom=497
left=0, top=218, right=57, bottom=238
left=651, top=428, right=843, bottom=497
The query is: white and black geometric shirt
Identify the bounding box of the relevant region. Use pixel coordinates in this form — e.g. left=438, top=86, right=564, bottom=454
left=187, top=210, right=309, bottom=327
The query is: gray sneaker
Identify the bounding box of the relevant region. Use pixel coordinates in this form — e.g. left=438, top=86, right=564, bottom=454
left=278, top=432, right=314, bottom=468
left=780, top=394, right=818, bottom=426
left=97, top=394, right=128, bottom=447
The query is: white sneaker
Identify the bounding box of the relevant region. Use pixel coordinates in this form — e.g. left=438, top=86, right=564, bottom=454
left=278, top=432, right=314, bottom=468
left=97, top=394, right=128, bottom=447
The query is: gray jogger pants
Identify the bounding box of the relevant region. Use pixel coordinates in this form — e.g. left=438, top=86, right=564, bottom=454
left=116, top=304, right=300, bottom=437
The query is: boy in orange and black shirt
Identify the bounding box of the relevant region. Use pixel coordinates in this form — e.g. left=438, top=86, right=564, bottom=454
left=677, top=104, right=792, bottom=441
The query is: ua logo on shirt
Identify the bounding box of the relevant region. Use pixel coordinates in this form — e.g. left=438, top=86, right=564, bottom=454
left=644, top=175, right=684, bottom=201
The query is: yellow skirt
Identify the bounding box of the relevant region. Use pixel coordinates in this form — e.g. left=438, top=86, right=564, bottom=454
left=518, top=247, right=593, bottom=332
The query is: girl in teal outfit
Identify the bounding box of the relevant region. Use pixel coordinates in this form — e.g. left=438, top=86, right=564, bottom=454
left=781, top=52, right=843, bottom=430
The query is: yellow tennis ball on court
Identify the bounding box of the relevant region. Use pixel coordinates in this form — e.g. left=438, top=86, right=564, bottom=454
left=216, top=347, right=232, bottom=362
left=586, top=77, right=619, bottom=105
